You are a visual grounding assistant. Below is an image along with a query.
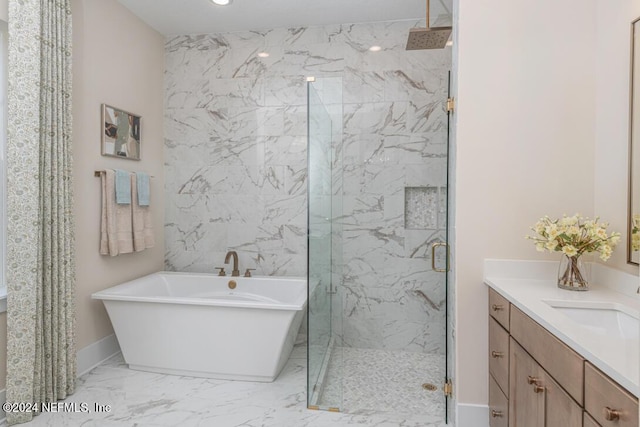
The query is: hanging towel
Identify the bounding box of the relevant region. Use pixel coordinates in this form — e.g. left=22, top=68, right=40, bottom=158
left=131, top=173, right=155, bottom=252
left=100, top=170, right=134, bottom=256
left=115, top=169, right=131, bottom=205
left=136, top=172, right=150, bottom=206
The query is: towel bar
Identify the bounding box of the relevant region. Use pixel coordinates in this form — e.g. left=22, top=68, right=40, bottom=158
left=94, top=170, right=154, bottom=178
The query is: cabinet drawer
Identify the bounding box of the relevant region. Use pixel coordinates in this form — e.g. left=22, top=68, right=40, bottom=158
left=489, top=375, right=508, bottom=427
left=585, top=362, right=638, bottom=427
left=510, top=306, right=584, bottom=405
left=489, top=316, right=509, bottom=396
left=584, top=412, right=601, bottom=427
left=489, top=288, right=510, bottom=330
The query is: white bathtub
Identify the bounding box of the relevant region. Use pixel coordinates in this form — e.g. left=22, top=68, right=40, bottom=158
left=92, top=272, right=307, bottom=382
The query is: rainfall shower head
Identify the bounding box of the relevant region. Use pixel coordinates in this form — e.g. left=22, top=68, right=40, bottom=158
left=406, top=0, right=452, bottom=50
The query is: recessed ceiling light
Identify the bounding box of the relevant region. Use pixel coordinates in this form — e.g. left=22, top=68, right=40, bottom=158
left=257, top=52, right=270, bottom=58
left=369, top=45, right=382, bottom=52
left=210, top=0, right=232, bottom=5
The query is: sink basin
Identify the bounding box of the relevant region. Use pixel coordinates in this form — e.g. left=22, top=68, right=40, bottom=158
left=543, top=300, right=639, bottom=340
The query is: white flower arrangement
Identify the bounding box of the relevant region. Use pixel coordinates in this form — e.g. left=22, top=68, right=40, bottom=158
left=526, top=214, right=621, bottom=262
left=633, top=214, right=640, bottom=252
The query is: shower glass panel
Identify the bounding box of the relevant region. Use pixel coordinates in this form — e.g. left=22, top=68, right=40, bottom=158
left=307, top=80, right=343, bottom=410
left=306, top=26, right=450, bottom=423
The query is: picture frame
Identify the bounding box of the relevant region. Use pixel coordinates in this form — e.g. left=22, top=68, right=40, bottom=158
left=101, top=104, right=141, bottom=160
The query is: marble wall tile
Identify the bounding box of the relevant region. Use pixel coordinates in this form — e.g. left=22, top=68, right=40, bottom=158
left=164, top=20, right=451, bottom=353
left=341, top=284, right=446, bottom=353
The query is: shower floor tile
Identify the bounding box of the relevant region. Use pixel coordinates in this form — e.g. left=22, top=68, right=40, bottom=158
left=318, top=347, right=446, bottom=419
left=17, top=342, right=447, bottom=427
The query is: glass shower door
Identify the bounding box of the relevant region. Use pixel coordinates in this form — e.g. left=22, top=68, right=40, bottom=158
left=307, top=81, right=342, bottom=410
left=307, top=63, right=450, bottom=423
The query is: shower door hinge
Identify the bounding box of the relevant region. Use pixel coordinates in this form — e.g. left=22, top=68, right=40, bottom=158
left=446, top=97, right=455, bottom=113
left=443, top=380, right=453, bottom=397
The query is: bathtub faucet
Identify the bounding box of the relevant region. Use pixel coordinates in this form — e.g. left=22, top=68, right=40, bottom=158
left=224, top=251, right=240, bottom=277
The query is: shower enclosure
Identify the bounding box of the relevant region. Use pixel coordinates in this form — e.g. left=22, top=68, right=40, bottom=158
left=307, top=44, right=452, bottom=423
left=307, top=78, right=344, bottom=408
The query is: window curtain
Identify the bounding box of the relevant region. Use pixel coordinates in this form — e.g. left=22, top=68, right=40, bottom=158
left=6, top=0, right=75, bottom=424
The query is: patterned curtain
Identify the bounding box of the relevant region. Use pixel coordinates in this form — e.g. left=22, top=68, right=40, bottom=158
left=6, top=0, right=75, bottom=424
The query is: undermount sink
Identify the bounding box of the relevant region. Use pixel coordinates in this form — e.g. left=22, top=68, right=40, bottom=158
left=543, top=300, right=639, bottom=340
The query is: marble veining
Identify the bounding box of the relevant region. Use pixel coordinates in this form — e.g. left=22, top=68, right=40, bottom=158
left=165, top=20, right=451, bottom=353
left=18, top=343, right=446, bottom=427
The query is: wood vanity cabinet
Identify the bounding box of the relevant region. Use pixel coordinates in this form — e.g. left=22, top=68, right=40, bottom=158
left=487, top=288, right=639, bottom=427
left=584, top=413, right=600, bottom=427
left=509, top=338, right=582, bottom=427
left=584, top=362, right=639, bottom=427
left=489, top=289, right=510, bottom=426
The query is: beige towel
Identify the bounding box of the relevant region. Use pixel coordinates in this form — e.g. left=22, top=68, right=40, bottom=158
left=100, top=170, right=134, bottom=256
left=131, top=173, right=155, bottom=251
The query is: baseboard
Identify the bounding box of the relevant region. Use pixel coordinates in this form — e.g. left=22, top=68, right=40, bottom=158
left=456, top=403, right=489, bottom=427
left=77, top=334, right=121, bottom=377
left=0, top=335, right=120, bottom=426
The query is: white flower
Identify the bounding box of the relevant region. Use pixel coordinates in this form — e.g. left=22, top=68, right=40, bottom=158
left=566, top=226, right=580, bottom=237
left=534, top=222, right=545, bottom=234
left=599, top=244, right=613, bottom=261
left=527, top=214, right=619, bottom=262
left=560, top=214, right=579, bottom=226
left=545, top=240, right=558, bottom=251
left=545, top=224, right=560, bottom=239
left=595, top=228, right=607, bottom=239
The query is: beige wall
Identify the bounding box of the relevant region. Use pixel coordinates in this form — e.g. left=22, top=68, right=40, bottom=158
left=594, top=0, right=640, bottom=275
left=0, top=0, right=162, bottom=392
left=72, top=0, right=164, bottom=350
left=455, top=0, right=597, bottom=406
left=0, top=0, right=6, bottom=22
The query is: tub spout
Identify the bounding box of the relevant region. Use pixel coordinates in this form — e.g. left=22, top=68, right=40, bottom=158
left=224, top=251, right=240, bottom=277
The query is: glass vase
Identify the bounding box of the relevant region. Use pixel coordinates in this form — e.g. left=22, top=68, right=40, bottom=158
left=557, top=254, right=589, bottom=291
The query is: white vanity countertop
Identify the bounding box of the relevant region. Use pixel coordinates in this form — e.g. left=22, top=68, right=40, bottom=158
left=484, top=259, right=640, bottom=397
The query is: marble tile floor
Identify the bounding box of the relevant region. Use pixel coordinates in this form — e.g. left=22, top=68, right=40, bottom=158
left=318, top=347, right=446, bottom=419
left=17, top=343, right=447, bottom=427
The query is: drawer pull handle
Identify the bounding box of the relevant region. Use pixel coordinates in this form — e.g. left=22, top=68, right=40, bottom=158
left=604, top=407, right=621, bottom=421
left=492, top=304, right=504, bottom=311
left=526, top=376, right=545, bottom=393
left=491, top=351, right=504, bottom=358
left=491, top=410, right=503, bottom=418
left=527, top=376, right=540, bottom=385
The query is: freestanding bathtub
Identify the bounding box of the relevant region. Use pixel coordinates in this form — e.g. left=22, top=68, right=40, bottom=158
left=92, top=272, right=307, bottom=382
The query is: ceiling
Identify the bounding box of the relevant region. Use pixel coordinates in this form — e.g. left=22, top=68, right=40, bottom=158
left=117, top=0, right=452, bottom=36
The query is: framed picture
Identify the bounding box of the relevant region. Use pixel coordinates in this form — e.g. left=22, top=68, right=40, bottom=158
left=101, top=104, right=141, bottom=160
